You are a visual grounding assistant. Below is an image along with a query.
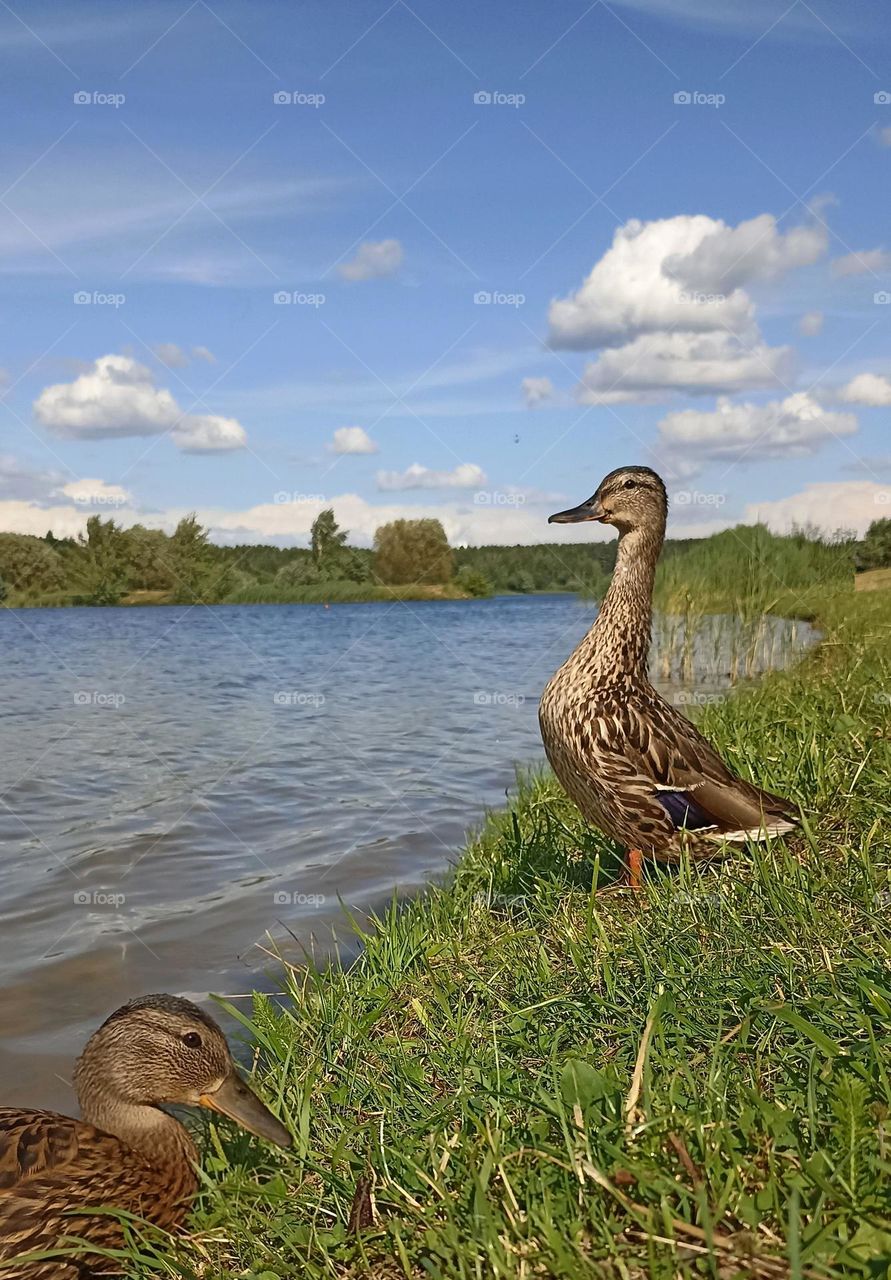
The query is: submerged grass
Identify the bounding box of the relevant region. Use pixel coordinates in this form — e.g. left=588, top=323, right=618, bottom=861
left=119, top=587, right=890, bottom=1278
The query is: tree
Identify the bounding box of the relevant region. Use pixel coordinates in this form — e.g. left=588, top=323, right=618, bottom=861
left=311, top=509, right=348, bottom=575
left=0, top=533, right=65, bottom=595
left=78, top=515, right=129, bottom=605
left=124, top=525, right=175, bottom=591
left=507, top=569, right=536, bottom=594
left=374, top=518, right=453, bottom=585
left=857, top=518, right=891, bottom=571
left=275, top=556, right=323, bottom=588
left=166, top=515, right=229, bottom=603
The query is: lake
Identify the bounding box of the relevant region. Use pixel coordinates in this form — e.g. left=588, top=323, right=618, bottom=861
left=0, top=595, right=816, bottom=1108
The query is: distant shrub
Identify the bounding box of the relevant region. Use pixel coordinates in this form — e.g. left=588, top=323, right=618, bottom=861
left=455, top=567, right=493, bottom=598
left=0, top=533, right=66, bottom=594
left=374, top=518, right=453, bottom=585
left=856, top=518, right=891, bottom=571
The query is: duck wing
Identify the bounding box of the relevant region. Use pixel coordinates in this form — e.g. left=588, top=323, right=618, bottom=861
left=592, top=685, right=798, bottom=843
left=0, top=1109, right=92, bottom=1190
left=0, top=1107, right=177, bottom=1274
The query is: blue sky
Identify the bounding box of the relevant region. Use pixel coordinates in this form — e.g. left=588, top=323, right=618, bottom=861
left=1, top=0, right=890, bottom=545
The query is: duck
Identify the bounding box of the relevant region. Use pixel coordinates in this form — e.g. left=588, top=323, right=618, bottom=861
left=0, top=993, right=292, bottom=1278
left=539, top=465, right=798, bottom=888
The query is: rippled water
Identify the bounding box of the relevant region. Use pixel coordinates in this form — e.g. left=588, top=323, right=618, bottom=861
left=0, top=596, right=816, bottom=1109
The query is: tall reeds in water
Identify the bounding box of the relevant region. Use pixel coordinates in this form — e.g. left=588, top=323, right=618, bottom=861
left=648, top=523, right=853, bottom=684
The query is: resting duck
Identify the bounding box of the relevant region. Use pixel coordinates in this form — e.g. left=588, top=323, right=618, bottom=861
left=539, top=465, right=797, bottom=887
left=0, top=994, right=291, bottom=1278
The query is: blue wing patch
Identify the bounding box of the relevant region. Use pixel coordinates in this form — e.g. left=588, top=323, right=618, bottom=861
left=655, top=788, right=717, bottom=832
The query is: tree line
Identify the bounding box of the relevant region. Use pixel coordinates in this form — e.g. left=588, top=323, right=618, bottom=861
left=0, top=508, right=885, bottom=608
left=0, top=510, right=491, bottom=606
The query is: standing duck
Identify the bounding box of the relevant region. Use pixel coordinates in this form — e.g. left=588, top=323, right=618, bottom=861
left=0, top=994, right=291, bottom=1278
left=539, top=466, right=797, bottom=888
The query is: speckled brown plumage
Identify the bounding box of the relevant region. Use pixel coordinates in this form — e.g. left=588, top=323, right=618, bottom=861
left=0, top=994, right=291, bottom=1278
left=540, top=466, right=797, bottom=861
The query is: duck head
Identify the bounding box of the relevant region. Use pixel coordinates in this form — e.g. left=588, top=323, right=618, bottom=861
left=73, top=993, right=292, bottom=1147
left=548, top=465, right=668, bottom=536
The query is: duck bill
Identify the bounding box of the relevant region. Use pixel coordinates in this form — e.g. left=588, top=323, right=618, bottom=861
left=200, top=1072, right=292, bottom=1148
left=548, top=497, right=606, bottom=524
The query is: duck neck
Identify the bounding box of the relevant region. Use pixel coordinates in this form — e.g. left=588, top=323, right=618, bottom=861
left=572, top=522, right=664, bottom=685
left=78, top=1083, right=198, bottom=1173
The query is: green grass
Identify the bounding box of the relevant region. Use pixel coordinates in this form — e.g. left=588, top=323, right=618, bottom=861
left=222, top=581, right=470, bottom=605
left=112, top=588, right=890, bottom=1277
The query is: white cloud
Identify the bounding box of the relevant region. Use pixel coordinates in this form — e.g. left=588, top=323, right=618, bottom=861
left=657, top=392, right=857, bottom=466
left=577, top=332, right=793, bottom=403
left=376, top=462, right=486, bottom=491
left=171, top=415, right=246, bottom=453
left=153, top=343, right=216, bottom=368
left=521, top=376, right=556, bottom=408
left=199, top=493, right=611, bottom=547
left=0, top=464, right=138, bottom=537
left=338, top=238, right=403, bottom=282
left=34, top=355, right=177, bottom=438
left=329, top=425, right=378, bottom=454
left=0, top=500, right=100, bottom=538
left=153, top=343, right=190, bottom=368
left=543, top=213, right=820, bottom=404
left=839, top=372, right=891, bottom=406
left=745, top=481, right=890, bottom=537
left=798, top=310, right=824, bottom=335
left=548, top=213, right=825, bottom=350
left=32, top=355, right=247, bottom=453
left=56, top=478, right=132, bottom=506
left=664, top=214, right=827, bottom=294
left=831, top=248, right=891, bottom=277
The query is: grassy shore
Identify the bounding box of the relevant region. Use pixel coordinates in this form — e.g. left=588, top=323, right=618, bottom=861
left=108, top=585, right=889, bottom=1278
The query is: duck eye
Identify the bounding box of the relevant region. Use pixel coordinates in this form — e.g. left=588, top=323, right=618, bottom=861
left=181, top=1032, right=202, bottom=1049
left=623, top=479, right=637, bottom=489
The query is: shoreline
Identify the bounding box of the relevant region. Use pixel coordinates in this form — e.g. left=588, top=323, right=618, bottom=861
left=117, top=581, right=890, bottom=1277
